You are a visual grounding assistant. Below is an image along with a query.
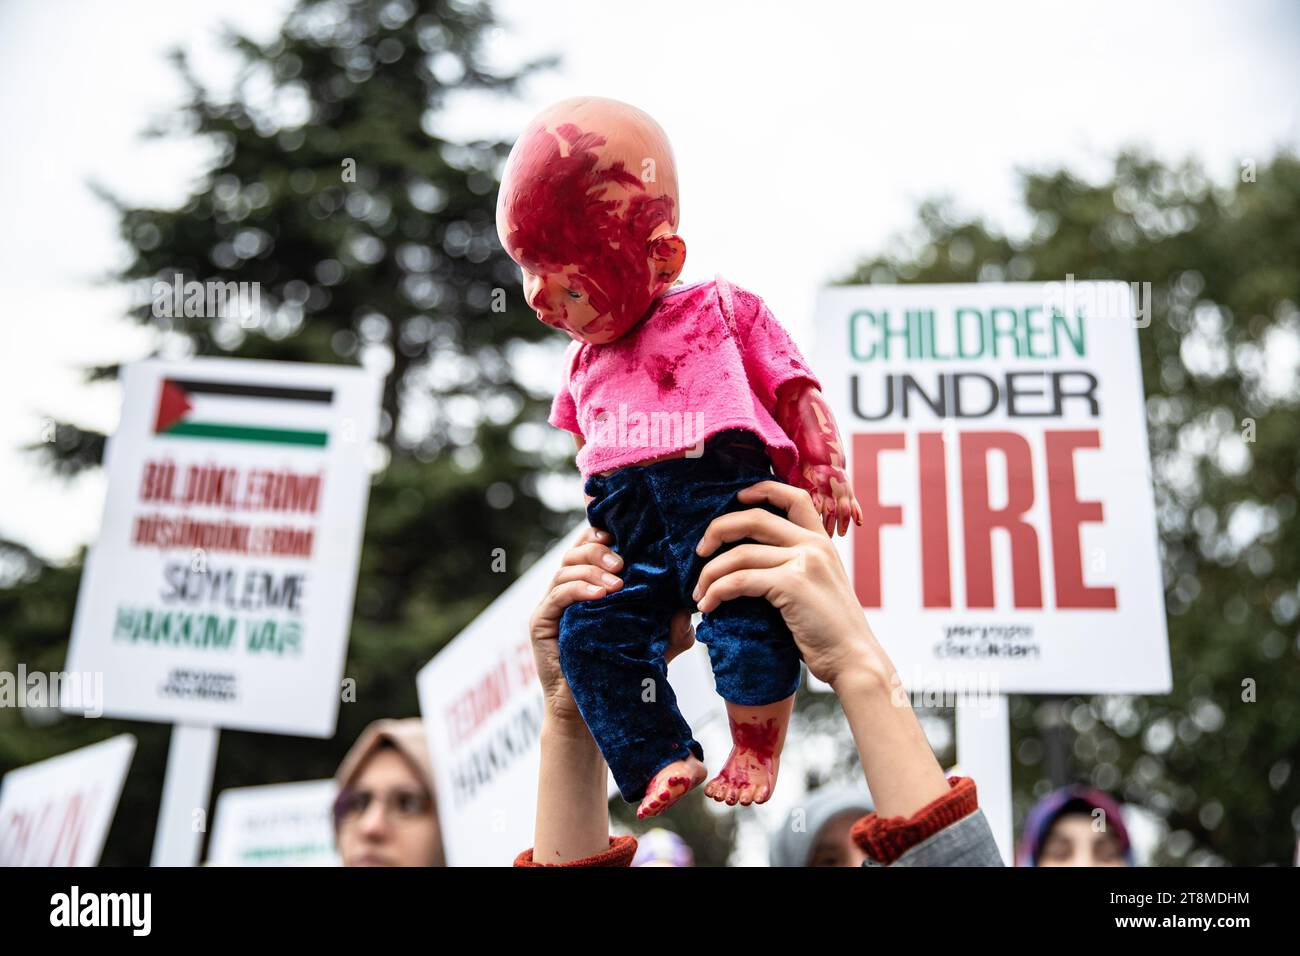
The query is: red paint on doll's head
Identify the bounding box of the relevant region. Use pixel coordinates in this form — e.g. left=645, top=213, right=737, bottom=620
left=496, top=97, right=683, bottom=343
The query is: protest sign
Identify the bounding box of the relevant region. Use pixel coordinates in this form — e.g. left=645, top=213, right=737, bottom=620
left=208, top=779, right=339, bottom=866
left=417, top=521, right=723, bottom=865
left=813, top=281, right=1170, bottom=695
left=64, top=358, right=382, bottom=737
left=0, top=735, right=136, bottom=866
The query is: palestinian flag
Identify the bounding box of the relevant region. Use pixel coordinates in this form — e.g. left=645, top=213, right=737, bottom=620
left=154, top=378, right=333, bottom=448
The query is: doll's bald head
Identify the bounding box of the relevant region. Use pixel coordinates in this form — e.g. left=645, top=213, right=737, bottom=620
left=495, top=96, right=686, bottom=343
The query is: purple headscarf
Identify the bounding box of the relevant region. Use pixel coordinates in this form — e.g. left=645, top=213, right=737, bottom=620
left=1016, top=785, right=1135, bottom=867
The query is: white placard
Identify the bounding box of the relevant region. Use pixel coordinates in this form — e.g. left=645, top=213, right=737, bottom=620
left=0, top=734, right=136, bottom=866
left=64, top=358, right=382, bottom=737
left=417, top=521, right=724, bottom=866
left=813, top=282, right=1170, bottom=694
left=208, top=779, right=339, bottom=867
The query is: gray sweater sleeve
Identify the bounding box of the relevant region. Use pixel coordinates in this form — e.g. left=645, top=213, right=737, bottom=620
left=860, top=808, right=1005, bottom=867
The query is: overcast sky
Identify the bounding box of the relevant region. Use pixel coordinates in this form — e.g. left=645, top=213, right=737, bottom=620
left=2, top=0, right=1298, bottom=562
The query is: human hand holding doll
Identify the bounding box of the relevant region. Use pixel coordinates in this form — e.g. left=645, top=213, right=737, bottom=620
left=497, top=95, right=861, bottom=820
left=527, top=526, right=698, bottom=727
left=522, top=482, right=970, bottom=867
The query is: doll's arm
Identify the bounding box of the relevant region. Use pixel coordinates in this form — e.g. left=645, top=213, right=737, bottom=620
left=727, top=285, right=860, bottom=537
left=773, top=379, right=863, bottom=537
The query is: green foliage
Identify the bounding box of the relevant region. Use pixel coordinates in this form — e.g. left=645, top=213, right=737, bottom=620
left=0, top=0, right=586, bottom=865
left=6, top=0, right=1293, bottom=868
left=840, top=152, right=1300, bottom=865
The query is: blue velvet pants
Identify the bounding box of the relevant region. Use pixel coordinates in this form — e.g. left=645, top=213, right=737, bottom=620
left=557, top=428, right=803, bottom=803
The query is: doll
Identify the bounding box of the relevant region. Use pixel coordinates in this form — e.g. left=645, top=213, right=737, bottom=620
left=496, top=96, right=862, bottom=819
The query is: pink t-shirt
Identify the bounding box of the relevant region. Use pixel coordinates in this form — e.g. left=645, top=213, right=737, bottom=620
left=548, top=277, right=821, bottom=484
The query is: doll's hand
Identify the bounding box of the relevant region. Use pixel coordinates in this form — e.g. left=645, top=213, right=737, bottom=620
left=529, top=525, right=695, bottom=727
left=797, top=463, right=863, bottom=537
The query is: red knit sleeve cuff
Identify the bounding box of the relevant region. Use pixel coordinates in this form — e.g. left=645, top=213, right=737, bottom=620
left=514, top=835, right=638, bottom=868
left=850, top=776, right=979, bottom=865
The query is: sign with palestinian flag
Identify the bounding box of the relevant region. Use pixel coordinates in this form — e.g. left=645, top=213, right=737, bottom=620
left=153, top=378, right=335, bottom=448
left=64, top=359, right=382, bottom=737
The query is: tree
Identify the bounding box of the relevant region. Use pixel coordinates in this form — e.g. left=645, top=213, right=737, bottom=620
left=1, top=0, right=585, bottom=865
left=837, top=152, right=1300, bottom=865
left=2, top=0, right=745, bottom=869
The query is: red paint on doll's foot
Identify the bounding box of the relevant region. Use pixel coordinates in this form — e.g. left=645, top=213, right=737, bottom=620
left=637, top=755, right=707, bottom=819
left=704, top=717, right=783, bottom=807
left=730, top=716, right=779, bottom=755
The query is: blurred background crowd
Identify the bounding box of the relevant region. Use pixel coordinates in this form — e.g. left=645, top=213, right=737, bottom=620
left=1, top=0, right=1297, bottom=866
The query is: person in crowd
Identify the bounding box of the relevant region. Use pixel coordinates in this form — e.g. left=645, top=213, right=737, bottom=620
left=630, top=827, right=696, bottom=867
left=515, top=480, right=1003, bottom=867
left=769, top=784, right=875, bottom=867
left=1016, top=784, right=1135, bottom=867
left=333, top=717, right=446, bottom=867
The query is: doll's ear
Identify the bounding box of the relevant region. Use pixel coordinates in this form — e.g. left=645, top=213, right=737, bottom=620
left=648, top=234, right=687, bottom=285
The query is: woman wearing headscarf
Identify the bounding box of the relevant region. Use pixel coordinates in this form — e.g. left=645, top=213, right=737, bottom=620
left=332, top=717, right=446, bottom=867
left=768, top=784, right=876, bottom=867
left=1016, top=785, right=1135, bottom=867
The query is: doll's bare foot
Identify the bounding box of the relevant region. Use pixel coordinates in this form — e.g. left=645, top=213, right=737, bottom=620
left=637, top=755, right=707, bottom=820
left=706, top=746, right=780, bottom=807
left=704, top=696, right=794, bottom=807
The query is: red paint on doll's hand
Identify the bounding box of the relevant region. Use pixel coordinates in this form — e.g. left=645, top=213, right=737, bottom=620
left=774, top=381, right=862, bottom=536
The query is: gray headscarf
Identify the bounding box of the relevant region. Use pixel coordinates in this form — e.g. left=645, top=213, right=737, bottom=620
left=769, top=783, right=874, bottom=867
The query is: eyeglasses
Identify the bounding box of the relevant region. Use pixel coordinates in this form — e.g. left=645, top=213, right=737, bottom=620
left=333, top=787, right=433, bottom=827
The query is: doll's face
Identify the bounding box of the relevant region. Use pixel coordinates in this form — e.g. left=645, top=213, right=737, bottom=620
left=517, top=237, right=684, bottom=344
left=496, top=97, right=685, bottom=345
left=519, top=263, right=606, bottom=340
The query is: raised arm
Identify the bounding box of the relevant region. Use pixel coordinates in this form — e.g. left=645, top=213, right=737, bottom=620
left=517, top=471, right=999, bottom=867
left=525, top=431, right=604, bottom=862
left=692, top=481, right=1002, bottom=866
left=520, top=525, right=625, bottom=864
left=517, top=525, right=696, bottom=866
left=692, top=480, right=948, bottom=817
